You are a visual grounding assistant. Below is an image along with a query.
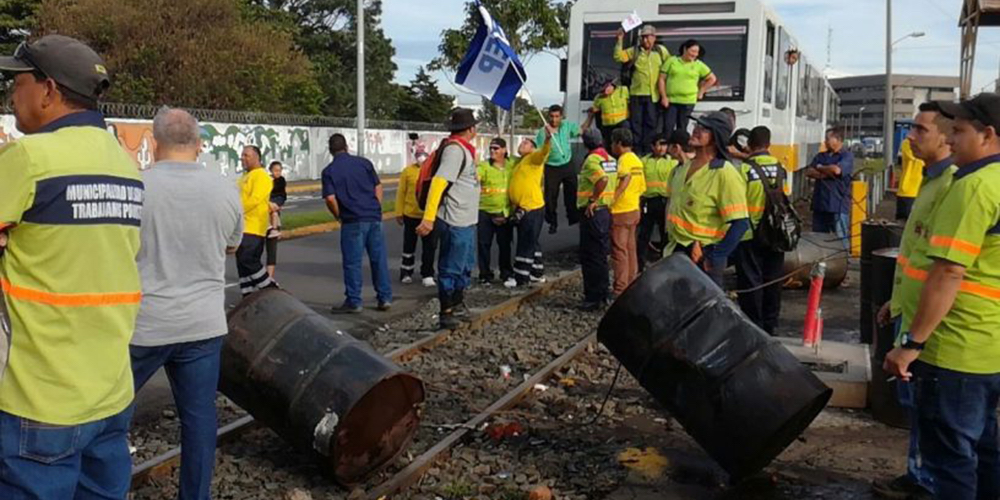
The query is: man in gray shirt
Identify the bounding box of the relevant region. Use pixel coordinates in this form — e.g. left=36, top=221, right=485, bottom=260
left=416, top=108, right=479, bottom=329
left=129, top=107, right=243, bottom=500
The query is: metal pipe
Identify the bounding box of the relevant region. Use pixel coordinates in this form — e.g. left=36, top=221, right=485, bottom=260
left=357, top=0, right=366, bottom=156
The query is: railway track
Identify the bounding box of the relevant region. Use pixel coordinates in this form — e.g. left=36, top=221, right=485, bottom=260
left=131, top=269, right=601, bottom=499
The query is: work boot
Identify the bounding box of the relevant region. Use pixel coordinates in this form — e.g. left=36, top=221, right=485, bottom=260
left=871, top=474, right=930, bottom=500
left=330, top=302, right=363, bottom=314
left=453, top=289, right=470, bottom=317
left=579, top=300, right=603, bottom=312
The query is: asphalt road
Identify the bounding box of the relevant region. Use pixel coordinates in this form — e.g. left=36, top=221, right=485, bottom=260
left=135, top=211, right=580, bottom=423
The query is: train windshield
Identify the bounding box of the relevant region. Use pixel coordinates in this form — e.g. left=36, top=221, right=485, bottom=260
left=580, top=20, right=748, bottom=102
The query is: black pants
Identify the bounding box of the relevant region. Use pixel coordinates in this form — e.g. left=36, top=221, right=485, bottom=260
left=637, top=197, right=668, bottom=271
left=477, top=211, right=514, bottom=281
left=236, top=234, right=274, bottom=296
left=599, top=122, right=628, bottom=152
left=629, top=96, right=659, bottom=155
left=662, top=103, right=695, bottom=139
left=673, top=243, right=724, bottom=287
left=580, top=208, right=611, bottom=303
left=734, top=239, right=785, bottom=334
left=896, top=196, right=915, bottom=221
left=544, top=165, right=579, bottom=230
left=402, top=216, right=437, bottom=279
left=514, top=208, right=544, bottom=285
left=265, top=236, right=278, bottom=266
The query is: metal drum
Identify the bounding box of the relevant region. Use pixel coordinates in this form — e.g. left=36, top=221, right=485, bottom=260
left=220, top=289, right=425, bottom=486
left=869, top=248, right=909, bottom=428
left=599, top=255, right=832, bottom=480
left=783, top=232, right=849, bottom=289
left=860, top=221, right=903, bottom=344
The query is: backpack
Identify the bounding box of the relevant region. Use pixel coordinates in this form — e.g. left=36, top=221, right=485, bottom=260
left=415, top=139, right=469, bottom=211
left=746, top=158, right=802, bottom=252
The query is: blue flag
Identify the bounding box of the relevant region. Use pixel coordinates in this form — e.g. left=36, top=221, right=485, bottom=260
left=455, top=3, right=527, bottom=111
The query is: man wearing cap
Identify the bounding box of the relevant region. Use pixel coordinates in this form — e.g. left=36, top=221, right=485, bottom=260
left=396, top=146, right=437, bottom=287
left=805, top=128, right=854, bottom=242
left=884, top=93, right=1000, bottom=500
left=637, top=133, right=676, bottom=272
left=476, top=138, right=514, bottom=285
left=0, top=35, right=142, bottom=498
left=615, top=25, right=670, bottom=154
left=583, top=79, right=630, bottom=152
left=577, top=129, right=616, bottom=310
left=508, top=133, right=553, bottom=288
left=417, top=109, right=480, bottom=329
left=665, top=111, right=750, bottom=286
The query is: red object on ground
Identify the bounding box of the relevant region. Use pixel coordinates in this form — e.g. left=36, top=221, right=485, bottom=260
left=802, top=263, right=827, bottom=347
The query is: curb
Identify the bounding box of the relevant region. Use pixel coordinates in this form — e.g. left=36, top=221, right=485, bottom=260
left=286, top=177, right=399, bottom=195
left=279, top=212, right=397, bottom=241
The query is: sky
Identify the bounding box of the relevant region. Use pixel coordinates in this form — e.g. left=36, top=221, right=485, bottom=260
left=381, top=0, right=1000, bottom=106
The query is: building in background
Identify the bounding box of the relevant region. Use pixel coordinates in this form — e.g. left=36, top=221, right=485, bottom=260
left=831, top=74, right=959, bottom=140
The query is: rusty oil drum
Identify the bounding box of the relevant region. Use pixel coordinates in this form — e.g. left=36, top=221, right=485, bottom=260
left=599, top=255, right=832, bottom=480
left=782, top=232, right=849, bottom=289
left=220, top=289, right=425, bottom=485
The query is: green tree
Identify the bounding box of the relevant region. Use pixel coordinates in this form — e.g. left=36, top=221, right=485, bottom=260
left=476, top=96, right=544, bottom=130
left=250, top=0, right=402, bottom=119
left=397, top=66, right=455, bottom=124
left=38, top=0, right=324, bottom=114
left=0, top=0, right=39, bottom=55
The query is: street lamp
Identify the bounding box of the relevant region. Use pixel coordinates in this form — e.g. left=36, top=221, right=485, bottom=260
left=892, top=31, right=925, bottom=47
left=885, top=30, right=924, bottom=164
left=858, top=106, right=866, bottom=144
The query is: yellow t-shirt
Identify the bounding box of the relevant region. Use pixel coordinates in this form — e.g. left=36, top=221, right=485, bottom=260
left=611, top=151, right=646, bottom=214
left=396, top=163, right=423, bottom=219
left=240, top=167, right=273, bottom=236
left=0, top=113, right=143, bottom=424
left=898, top=138, right=925, bottom=199
left=509, top=141, right=552, bottom=211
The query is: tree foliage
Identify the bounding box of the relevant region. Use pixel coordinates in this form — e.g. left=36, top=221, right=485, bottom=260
left=476, top=96, right=544, bottom=130
left=250, top=0, right=402, bottom=119
left=0, top=0, right=39, bottom=55
left=38, top=0, right=324, bottom=113
left=429, top=0, right=571, bottom=73
left=397, top=67, right=454, bottom=124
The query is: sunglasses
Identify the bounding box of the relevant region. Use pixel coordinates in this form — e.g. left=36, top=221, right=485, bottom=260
left=13, top=42, right=44, bottom=76
left=490, top=146, right=504, bottom=151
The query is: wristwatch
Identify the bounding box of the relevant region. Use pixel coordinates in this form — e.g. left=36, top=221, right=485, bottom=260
left=900, top=333, right=925, bottom=351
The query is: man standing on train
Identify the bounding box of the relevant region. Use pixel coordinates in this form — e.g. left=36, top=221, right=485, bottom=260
left=615, top=25, right=670, bottom=155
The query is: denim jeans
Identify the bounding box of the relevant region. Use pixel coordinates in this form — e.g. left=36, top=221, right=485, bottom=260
left=435, top=220, right=475, bottom=304
left=130, top=336, right=224, bottom=500
left=0, top=407, right=134, bottom=499
left=913, top=360, right=1000, bottom=500
left=893, top=318, right=934, bottom=492
left=340, top=221, right=392, bottom=306
left=811, top=211, right=850, bottom=247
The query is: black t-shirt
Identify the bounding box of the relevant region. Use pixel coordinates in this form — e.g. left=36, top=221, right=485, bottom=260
left=270, top=176, right=287, bottom=201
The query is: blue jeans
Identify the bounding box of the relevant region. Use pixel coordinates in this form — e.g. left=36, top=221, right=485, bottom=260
left=130, top=336, right=224, bottom=500
left=893, top=318, right=934, bottom=491
left=435, top=220, right=475, bottom=304
left=340, top=221, right=392, bottom=307
left=913, top=361, right=1000, bottom=500
left=0, top=407, right=134, bottom=499
left=812, top=211, right=850, bottom=246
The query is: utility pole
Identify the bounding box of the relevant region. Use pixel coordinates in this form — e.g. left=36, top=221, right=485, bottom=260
left=826, top=25, right=833, bottom=71
left=357, top=0, right=366, bottom=156
left=883, top=0, right=893, bottom=177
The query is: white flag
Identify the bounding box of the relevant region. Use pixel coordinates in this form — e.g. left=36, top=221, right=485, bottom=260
left=622, top=11, right=642, bottom=32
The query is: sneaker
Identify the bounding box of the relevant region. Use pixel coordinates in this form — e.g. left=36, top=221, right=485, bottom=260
left=872, top=475, right=931, bottom=500
left=439, top=313, right=461, bottom=330
left=529, top=275, right=547, bottom=284
left=377, top=301, right=392, bottom=311
left=579, top=300, right=603, bottom=312
left=548, top=225, right=558, bottom=235
left=478, top=276, right=494, bottom=285
left=401, top=275, right=413, bottom=284
left=330, top=303, right=363, bottom=314
left=503, top=277, right=518, bottom=289
left=422, top=276, right=436, bottom=288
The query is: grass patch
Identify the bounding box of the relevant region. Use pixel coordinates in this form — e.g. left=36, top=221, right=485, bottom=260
left=858, top=158, right=888, bottom=174
left=282, top=198, right=397, bottom=231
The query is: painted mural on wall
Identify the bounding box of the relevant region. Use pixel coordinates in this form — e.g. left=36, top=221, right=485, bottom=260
left=0, top=114, right=534, bottom=181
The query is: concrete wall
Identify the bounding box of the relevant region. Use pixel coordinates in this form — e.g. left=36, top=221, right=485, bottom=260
left=0, top=115, right=533, bottom=182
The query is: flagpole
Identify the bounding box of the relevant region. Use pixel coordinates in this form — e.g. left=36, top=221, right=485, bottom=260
left=510, top=67, right=564, bottom=156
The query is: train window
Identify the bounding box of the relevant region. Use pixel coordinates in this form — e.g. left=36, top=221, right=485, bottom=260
left=776, top=28, right=791, bottom=110
left=580, top=20, right=749, bottom=102
left=763, top=22, right=775, bottom=104
left=659, top=2, right=736, bottom=14
left=797, top=60, right=808, bottom=118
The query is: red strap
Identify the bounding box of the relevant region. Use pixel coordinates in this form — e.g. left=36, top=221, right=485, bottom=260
left=592, top=148, right=610, bottom=161
left=450, top=135, right=478, bottom=160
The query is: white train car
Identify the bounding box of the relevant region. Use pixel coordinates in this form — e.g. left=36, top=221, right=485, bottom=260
left=565, top=0, right=840, bottom=197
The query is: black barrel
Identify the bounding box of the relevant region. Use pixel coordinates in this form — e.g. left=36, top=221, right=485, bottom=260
left=783, top=232, right=849, bottom=289
left=869, top=248, right=909, bottom=428
left=599, top=255, right=832, bottom=480
left=860, top=221, right=903, bottom=344
left=220, top=289, right=425, bottom=485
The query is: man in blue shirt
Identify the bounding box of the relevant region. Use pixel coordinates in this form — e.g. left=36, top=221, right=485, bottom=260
left=536, top=104, right=581, bottom=234
left=321, top=133, right=392, bottom=313
left=805, top=128, right=854, bottom=242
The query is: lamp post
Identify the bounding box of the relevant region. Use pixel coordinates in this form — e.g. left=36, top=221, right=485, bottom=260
left=357, top=0, right=366, bottom=156
left=858, top=106, right=866, bottom=147
left=884, top=20, right=925, bottom=170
